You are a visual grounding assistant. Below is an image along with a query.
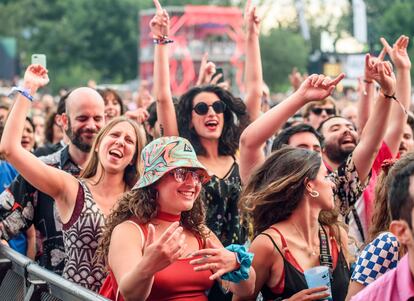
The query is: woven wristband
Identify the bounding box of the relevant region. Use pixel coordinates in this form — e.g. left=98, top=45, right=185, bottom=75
left=8, top=87, right=34, bottom=102
left=221, top=244, right=254, bottom=283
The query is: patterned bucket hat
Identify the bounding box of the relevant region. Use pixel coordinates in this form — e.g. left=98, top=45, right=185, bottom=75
left=133, top=136, right=210, bottom=189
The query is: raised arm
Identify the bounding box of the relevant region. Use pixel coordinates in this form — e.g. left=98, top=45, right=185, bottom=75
left=151, top=0, right=179, bottom=136
left=382, top=35, right=411, bottom=156
left=353, top=59, right=396, bottom=182
left=239, top=73, right=344, bottom=183
left=243, top=0, right=263, bottom=122
left=0, top=66, right=75, bottom=209
left=357, top=49, right=386, bottom=133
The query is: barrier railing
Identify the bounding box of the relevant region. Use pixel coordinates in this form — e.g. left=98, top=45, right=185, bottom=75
left=0, top=244, right=110, bottom=301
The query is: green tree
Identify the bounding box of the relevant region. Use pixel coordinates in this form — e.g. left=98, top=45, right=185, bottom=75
left=260, top=28, right=310, bottom=92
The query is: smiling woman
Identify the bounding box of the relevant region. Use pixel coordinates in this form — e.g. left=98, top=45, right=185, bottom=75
left=98, top=136, right=256, bottom=301
left=0, top=64, right=146, bottom=292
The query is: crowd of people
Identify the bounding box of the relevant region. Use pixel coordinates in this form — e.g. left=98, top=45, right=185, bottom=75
left=0, top=0, right=414, bottom=300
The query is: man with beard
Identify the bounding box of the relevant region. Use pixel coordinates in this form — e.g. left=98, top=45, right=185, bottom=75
left=0, top=87, right=104, bottom=274
left=398, top=113, right=414, bottom=156
left=319, top=35, right=411, bottom=243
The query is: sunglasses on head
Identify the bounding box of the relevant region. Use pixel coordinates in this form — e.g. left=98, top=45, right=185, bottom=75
left=193, top=101, right=226, bottom=115
left=311, top=107, right=335, bottom=116
left=169, top=168, right=205, bottom=185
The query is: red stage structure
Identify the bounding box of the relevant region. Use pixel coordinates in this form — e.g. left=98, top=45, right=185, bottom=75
left=139, top=5, right=245, bottom=95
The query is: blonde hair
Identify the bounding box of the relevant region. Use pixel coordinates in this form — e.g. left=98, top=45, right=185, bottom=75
left=302, top=97, right=337, bottom=118
left=80, top=116, right=145, bottom=189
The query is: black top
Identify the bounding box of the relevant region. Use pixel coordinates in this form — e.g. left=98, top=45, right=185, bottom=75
left=260, top=227, right=350, bottom=301
left=202, top=158, right=248, bottom=246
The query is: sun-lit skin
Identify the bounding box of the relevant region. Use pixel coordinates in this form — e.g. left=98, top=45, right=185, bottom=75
left=320, top=117, right=358, bottom=159
left=154, top=168, right=202, bottom=215
left=191, top=92, right=225, bottom=141
left=288, top=132, right=322, bottom=153
left=308, top=164, right=336, bottom=210
left=399, top=123, right=414, bottom=156
left=97, top=121, right=137, bottom=174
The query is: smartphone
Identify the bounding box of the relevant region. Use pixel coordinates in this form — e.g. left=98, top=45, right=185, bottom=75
left=31, top=54, right=47, bottom=68
left=213, top=67, right=225, bottom=84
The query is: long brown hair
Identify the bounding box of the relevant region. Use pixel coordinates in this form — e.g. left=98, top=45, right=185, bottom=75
left=80, top=117, right=145, bottom=189
left=241, top=146, right=349, bottom=260
left=96, top=185, right=208, bottom=265
left=369, top=152, right=414, bottom=241
left=240, top=147, right=322, bottom=236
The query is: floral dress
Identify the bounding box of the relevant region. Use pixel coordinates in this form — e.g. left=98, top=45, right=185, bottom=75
left=202, top=159, right=248, bottom=246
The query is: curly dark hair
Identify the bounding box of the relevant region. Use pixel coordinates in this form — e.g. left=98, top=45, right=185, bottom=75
left=96, top=185, right=209, bottom=265
left=177, top=85, right=249, bottom=156
left=240, top=146, right=321, bottom=236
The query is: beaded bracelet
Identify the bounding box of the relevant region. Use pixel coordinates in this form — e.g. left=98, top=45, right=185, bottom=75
left=153, top=35, right=174, bottom=45
left=221, top=244, right=254, bottom=283
left=381, top=89, right=408, bottom=115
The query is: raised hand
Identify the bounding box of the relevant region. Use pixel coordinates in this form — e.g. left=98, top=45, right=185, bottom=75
left=289, top=67, right=305, bottom=91
left=23, top=64, right=49, bottom=93
left=244, top=0, right=260, bottom=37
left=364, top=48, right=386, bottom=82
left=196, top=53, right=218, bottom=86
left=150, top=0, right=169, bottom=38
left=190, top=238, right=240, bottom=280
left=365, top=55, right=396, bottom=95
left=125, top=108, right=149, bottom=124
left=381, top=35, right=411, bottom=70
left=296, top=73, right=344, bottom=102
left=141, top=222, right=186, bottom=274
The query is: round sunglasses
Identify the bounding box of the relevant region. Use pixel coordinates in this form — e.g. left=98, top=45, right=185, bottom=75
left=169, top=168, right=205, bottom=185
left=193, top=101, right=226, bottom=115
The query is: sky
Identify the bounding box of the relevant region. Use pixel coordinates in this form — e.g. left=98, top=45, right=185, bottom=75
left=255, top=0, right=349, bottom=33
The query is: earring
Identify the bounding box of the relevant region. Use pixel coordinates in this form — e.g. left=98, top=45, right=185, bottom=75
left=309, top=190, right=319, bottom=198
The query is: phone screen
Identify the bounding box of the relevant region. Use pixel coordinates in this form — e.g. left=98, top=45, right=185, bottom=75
left=31, top=54, right=47, bottom=68
left=213, top=67, right=225, bottom=84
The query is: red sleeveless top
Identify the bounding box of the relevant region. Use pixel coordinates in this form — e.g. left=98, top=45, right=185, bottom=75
left=99, top=220, right=214, bottom=301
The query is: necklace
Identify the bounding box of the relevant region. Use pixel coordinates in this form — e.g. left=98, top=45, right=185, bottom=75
left=291, top=223, right=319, bottom=257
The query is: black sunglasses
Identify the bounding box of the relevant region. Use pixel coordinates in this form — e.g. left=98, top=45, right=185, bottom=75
left=311, top=107, right=335, bottom=116
left=193, top=101, right=226, bottom=115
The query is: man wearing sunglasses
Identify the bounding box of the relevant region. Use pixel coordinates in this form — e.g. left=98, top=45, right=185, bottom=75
left=302, top=97, right=337, bottom=129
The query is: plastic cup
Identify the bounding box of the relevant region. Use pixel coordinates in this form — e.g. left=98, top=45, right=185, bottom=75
left=304, top=266, right=332, bottom=301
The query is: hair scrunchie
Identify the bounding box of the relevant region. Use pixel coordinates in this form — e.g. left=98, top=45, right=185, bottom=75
left=221, top=244, right=254, bottom=283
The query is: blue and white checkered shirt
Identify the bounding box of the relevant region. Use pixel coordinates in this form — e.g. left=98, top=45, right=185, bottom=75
left=351, top=232, right=400, bottom=286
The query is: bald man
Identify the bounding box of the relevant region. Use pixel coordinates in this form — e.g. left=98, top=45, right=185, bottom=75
left=0, top=87, right=105, bottom=274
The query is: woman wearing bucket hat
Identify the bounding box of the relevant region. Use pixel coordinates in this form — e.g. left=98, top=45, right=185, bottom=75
left=0, top=65, right=145, bottom=292
left=98, top=136, right=256, bottom=301
left=151, top=0, right=260, bottom=249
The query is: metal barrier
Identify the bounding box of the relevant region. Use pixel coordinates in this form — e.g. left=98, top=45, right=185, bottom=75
left=0, top=244, right=110, bottom=301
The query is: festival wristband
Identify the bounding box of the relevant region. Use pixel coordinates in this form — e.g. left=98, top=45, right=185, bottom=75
left=221, top=244, right=254, bottom=283
left=8, top=87, right=34, bottom=102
